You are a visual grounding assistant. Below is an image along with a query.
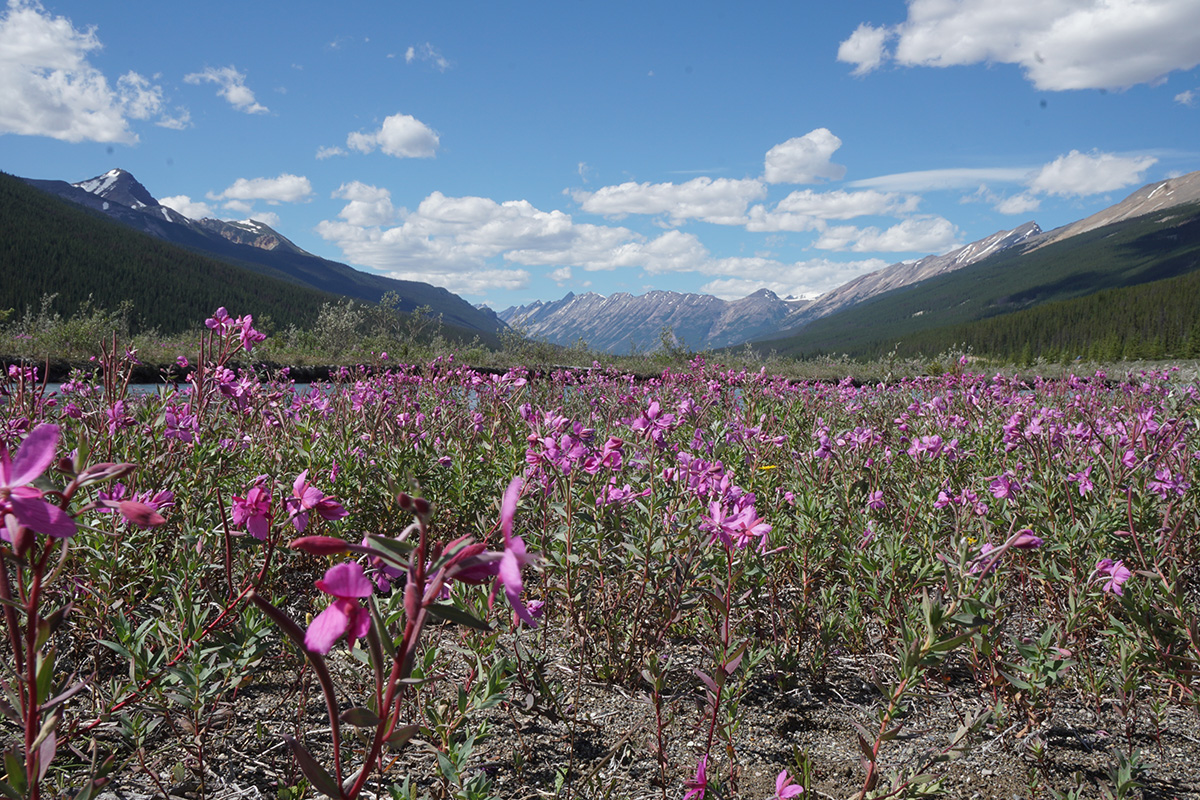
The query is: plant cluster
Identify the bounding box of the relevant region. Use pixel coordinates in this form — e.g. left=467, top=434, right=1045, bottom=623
left=0, top=311, right=1197, bottom=799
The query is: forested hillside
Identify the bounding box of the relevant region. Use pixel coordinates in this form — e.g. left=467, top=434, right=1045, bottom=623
left=759, top=201, right=1200, bottom=360
left=1, top=171, right=330, bottom=333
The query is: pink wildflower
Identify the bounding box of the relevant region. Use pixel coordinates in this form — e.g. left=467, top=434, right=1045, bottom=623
left=231, top=484, right=272, bottom=540
left=305, top=562, right=374, bottom=654
left=683, top=755, right=708, bottom=800
left=1093, top=558, right=1132, bottom=596
left=498, top=477, right=539, bottom=627
left=775, top=769, right=804, bottom=799
left=287, top=470, right=348, bottom=532
left=0, top=424, right=75, bottom=540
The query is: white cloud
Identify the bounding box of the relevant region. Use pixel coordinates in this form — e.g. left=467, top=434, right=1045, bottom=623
left=572, top=177, right=766, bottom=225
left=700, top=257, right=890, bottom=301
left=159, top=194, right=214, bottom=219
left=184, top=65, right=268, bottom=114
left=404, top=42, right=450, bottom=71
left=550, top=266, right=573, bottom=285
left=115, top=72, right=162, bottom=120
left=815, top=216, right=960, bottom=253
left=316, top=145, right=346, bottom=159
left=155, top=107, right=191, bottom=130
left=841, top=0, right=1200, bottom=91
left=247, top=211, right=281, bottom=228
left=763, top=129, right=847, bottom=184
left=849, top=167, right=1035, bottom=192
left=1176, top=88, right=1198, bottom=106
left=209, top=173, right=313, bottom=204
left=1027, top=150, right=1157, bottom=196
left=746, top=189, right=921, bottom=232
left=994, top=192, right=1041, bottom=215
left=837, top=23, right=890, bottom=75
left=347, top=112, right=439, bottom=158
left=332, top=181, right=399, bottom=227
left=0, top=0, right=169, bottom=143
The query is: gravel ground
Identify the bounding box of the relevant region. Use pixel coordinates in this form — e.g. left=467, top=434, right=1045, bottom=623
left=78, top=627, right=1200, bottom=800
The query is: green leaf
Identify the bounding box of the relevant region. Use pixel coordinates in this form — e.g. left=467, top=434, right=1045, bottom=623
left=284, top=736, right=341, bottom=799
left=385, top=724, right=419, bottom=750
left=426, top=601, right=492, bottom=632
left=2, top=748, right=25, bottom=797
left=0, top=779, right=21, bottom=800
left=340, top=707, right=381, bottom=727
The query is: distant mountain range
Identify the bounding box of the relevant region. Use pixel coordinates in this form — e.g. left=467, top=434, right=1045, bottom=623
left=499, top=220, right=1044, bottom=353
left=501, top=171, right=1200, bottom=354
left=23, top=169, right=504, bottom=336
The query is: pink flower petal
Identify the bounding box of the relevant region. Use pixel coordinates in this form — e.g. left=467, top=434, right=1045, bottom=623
left=315, top=562, right=374, bottom=599
left=10, top=494, right=75, bottom=539
left=9, top=425, right=59, bottom=487
left=304, top=601, right=349, bottom=654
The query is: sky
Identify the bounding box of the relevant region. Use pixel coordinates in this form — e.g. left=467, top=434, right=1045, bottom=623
left=3, top=0, right=1200, bottom=312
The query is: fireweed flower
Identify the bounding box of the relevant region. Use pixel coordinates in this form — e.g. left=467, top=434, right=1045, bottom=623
left=1093, top=558, right=1132, bottom=596
left=287, top=470, right=348, bottom=532
left=305, top=561, right=373, bottom=654
left=0, top=424, right=75, bottom=540
left=683, top=755, right=708, bottom=800
left=775, top=769, right=804, bottom=799
left=231, top=483, right=272, bottom=540
left=498, top=477, right=539, bottom=627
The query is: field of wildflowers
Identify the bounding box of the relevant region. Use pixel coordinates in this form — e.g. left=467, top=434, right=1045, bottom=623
left=0, top=309, right=1198, bottom=800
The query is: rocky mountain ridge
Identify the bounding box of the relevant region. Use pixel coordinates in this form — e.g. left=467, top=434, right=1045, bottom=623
left=23, top=169, right=505, bottom=335
left=501, top=222, right=1043, bottom=353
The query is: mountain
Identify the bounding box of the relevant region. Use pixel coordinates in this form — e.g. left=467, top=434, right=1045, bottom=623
left=24, top=169, right=504, bottom=335
left=1029, top=171, right=1200, bottom=251
left=756, top=197, right=1200, bottom=359
left=499, top=288, right=811, bottom=353
left=1, top=170, right=333, bottom=335
left=798, top=222, right=1042, bottom=323
left=500, top=222, right=1041, bottom=353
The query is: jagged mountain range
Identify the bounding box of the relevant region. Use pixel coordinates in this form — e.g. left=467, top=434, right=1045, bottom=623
left=24, top=169, right=504, bottom=335
left=500, top=221, right=1044, bottom=353
left=501, top=171, right=1200, bottom=354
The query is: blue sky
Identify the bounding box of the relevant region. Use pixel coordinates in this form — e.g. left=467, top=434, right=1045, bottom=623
left=3, top=0, right=1199, bottom=311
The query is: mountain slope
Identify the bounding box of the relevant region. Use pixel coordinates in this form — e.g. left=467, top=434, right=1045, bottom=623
left=757, top=200, right=1200, bottom=358
left=25, top=169, right=504, bottom=335
left=798, top=222, right=1042, bottom=324
left=499, top=222, right=1042, bottom=353
left=1, top=170, right=332, bottom=334
left=500, top=289, right=811, bottom=353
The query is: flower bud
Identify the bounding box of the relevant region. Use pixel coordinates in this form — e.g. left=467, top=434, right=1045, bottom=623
left=289, top=536, right=350, bottom=555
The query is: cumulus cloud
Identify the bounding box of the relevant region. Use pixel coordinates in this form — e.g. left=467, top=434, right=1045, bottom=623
left=247, top=211, right=281, bottom=228
left=815, top=216, right=960, bottom=253
left=184, top=65, right=268, bottom=114
left=1176, top=88, right=1198, bottom=106
left=1027, top=150, right=1157, bottom=196
left=572, top=177, right=766, bottom=225
left=700, top=257, right=890, bottom=301
left=839, top=0, right=1200, bottom=91
left=159, top=194, right=215, bottom=219
left=746, top=189, right=921, bottom=232
left=993, top=192, right=1042, bottom=215
left=316, top=145, right=346, bottom=159
left=332, top=181, right=399, bottom=227
left=550, top=266, right=573, bottom=285
left=156, top=107, right=191, bottom=130
left=404, top=42, right=450, bottom=71
left=209, top=173, right=313, bottom=204
left=347, top=112, right=439, bottom=158
left=0, top=0, right=169, bottom=143
left=763, top=129, right=847, bottom=184
left=837, top=23, right=890, bottom=76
